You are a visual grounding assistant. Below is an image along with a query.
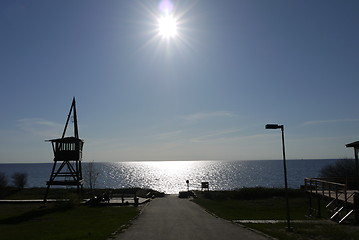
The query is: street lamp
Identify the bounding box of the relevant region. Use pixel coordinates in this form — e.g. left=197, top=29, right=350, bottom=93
left=265, top=124, right=292, bottom=231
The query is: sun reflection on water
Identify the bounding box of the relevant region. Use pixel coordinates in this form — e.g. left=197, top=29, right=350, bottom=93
left=90, top=160, right=335, bottom=194
left=102, top=161, right=214, bottom=194
left=0, top=160, right=337, bottom=192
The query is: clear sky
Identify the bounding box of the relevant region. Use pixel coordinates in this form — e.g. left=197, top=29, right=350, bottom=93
left=1, top=0, right=358, bottom=163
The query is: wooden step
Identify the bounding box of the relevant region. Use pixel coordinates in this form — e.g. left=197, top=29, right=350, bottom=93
left=330, top=206, right=344, bottom=221
left=339, top=209, right=354, bottom=224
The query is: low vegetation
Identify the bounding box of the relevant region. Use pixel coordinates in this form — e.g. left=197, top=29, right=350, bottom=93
left=193, top=188, right=359, bottom=240
left=0, top=172, right=7, bottom=189
left=0, top=187, right=80, bottom=200
left=0, top=186, right=163, bottom=200
left=320, top=158, right=356, bottom=179
left=0, top=187, right=154, bottom=240
left=2, top=187, right=359, bottom=240
left=0, top=203, right=139, bottom=240
left=194, top=188, right=309, bottom=220
left=11, top=172, right=28, bottom=189
left=319, top=158, right=357, bottom=188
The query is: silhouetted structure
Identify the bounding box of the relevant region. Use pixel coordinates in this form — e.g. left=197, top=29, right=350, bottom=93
left=346, top=141, right=359, bottom=189
left=44, top=98, right=84, bottom=202
left=201, top=182, right=209, bottom=191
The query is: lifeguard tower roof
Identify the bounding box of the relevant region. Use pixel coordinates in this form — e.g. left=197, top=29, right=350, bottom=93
left=346, top=141, right=359, bottom=148
left=47, top=137, right=84, bottom=143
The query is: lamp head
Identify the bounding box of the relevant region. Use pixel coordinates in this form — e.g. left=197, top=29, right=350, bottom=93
left=265, top=124, right=283, bottom=130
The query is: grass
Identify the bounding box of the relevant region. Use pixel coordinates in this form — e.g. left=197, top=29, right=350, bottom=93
left=194, top=197, right=313, bottom=220
left=193, top=187, right=314, bottom=220
left=0, top=187, right=145, bottom=240
left=0, top=203, right=139, bottom=240
left=1, top=187, right=82, bottom=200
left=193, top=188, right=359, bottom=240
left=0, top=186, right=163, bottom=200
left=3, top=187, right=359, bottom=240
left=244, top=222, right=359, bottom=240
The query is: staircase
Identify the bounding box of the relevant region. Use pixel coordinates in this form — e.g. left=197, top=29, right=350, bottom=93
left=305, top=178, right=358, bottom=224
left=327, top=202, right=353, bottom=223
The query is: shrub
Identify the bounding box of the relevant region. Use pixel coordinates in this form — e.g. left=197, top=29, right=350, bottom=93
left=320, top=158, right=356, bottom=178
left=0, top=172, right=7, bottom=189
left=11, top=172, right=27, bottom=189
left=319, top=158, right=357, bottom=188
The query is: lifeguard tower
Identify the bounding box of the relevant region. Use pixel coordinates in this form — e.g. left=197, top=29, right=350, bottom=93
left=44, top=98, right=84, bottom=202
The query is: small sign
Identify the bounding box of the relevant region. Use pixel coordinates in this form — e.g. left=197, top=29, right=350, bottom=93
left=201, top=182, right=209, bottom=190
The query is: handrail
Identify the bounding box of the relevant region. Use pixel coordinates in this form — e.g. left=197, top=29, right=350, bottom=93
left=346, top=191, right=356, bottom=203
left=304, top=178, right=350, bottom=207
left=304, top=178, right=346, bottom=188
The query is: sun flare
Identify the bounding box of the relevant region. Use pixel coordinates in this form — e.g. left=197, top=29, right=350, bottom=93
left=158, top=15, right=178, bottom=38
left=137, top=0, right=194, bottom=55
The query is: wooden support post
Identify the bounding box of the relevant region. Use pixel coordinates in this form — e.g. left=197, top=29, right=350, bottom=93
left=354, top=192, right=359, bottom=223
left=345, top=188, right=348, bottom=211
left=308, top=192, right=313, bottom=216
left=317, top=194, right=322, bottom=218
left=329, top=184, right=331, bottom=199
left=335, top=186, right=339, bottom=209
left=355, top=148, right=359, bottom=190
left=43, top=185, right=50, bottom=204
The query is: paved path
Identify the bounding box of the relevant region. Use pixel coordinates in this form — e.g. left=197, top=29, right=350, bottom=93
left=112, top=195, right=271, bottom=240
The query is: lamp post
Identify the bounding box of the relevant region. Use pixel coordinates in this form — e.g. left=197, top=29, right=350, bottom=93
left=265, top=124, right=292, bottom=231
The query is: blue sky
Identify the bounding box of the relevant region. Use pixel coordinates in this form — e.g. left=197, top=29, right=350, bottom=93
left=1, top=0, right=358, bottom=163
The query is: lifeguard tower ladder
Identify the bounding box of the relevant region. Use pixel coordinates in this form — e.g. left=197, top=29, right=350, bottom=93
left=44, top=98, right=84, bottom=202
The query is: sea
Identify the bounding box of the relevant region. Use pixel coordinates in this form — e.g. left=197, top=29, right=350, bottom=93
left=0, top=159, right=337, bottom=194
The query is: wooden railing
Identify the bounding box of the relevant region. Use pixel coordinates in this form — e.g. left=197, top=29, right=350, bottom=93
left=304, top=178, right=348, bottom=203
left=304, top=178, right=359, bottom=223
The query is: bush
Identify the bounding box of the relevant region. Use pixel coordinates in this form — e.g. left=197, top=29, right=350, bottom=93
left=320, top=158, right=356, bottom=178
left=0, top=172, right=7, bottom=189
left=11, top=172, right=27, bottom=189
left=319, top=158, right=357, bottom=188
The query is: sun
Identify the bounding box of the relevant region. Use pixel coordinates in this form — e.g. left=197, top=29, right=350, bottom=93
left=157, top=15, right=178, bottom=38
left=136, top=0, right=195, bottom=54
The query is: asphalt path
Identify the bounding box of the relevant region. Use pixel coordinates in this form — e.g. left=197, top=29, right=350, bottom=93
left=112, top=195, right=271, bottom=240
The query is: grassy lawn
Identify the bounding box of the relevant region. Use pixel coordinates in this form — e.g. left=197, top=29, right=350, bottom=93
left=2, top=187, right=81, bottom=200
left=193, top=188, right=359, bottom=240
left=0, top=187, right=162, bottom=200
left=244, top=222, right=359, bottom=240
left=194, top=197, right=313, bottom=220
left=0, top=202, right=139, bottom=240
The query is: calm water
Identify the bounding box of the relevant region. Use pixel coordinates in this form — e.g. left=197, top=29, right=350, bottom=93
left=0, top=159, right=336, bottom=194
